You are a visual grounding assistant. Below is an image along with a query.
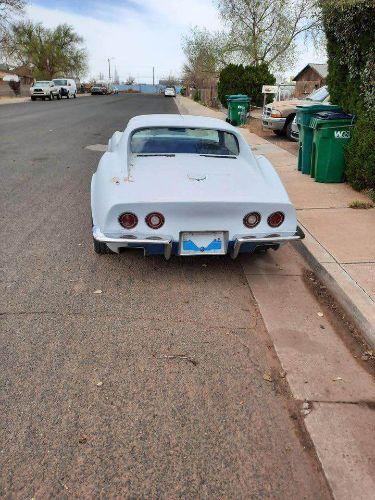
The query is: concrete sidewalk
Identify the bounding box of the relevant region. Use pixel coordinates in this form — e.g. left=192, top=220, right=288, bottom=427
left=176, top=96, right=375, bottom=347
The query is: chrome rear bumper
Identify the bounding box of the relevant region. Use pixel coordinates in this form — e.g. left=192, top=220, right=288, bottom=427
left=230, top=226, right=305, bottom=259
left=93, top=225, right=305, bottom=260
left=92, top=226, right=173, bottom=259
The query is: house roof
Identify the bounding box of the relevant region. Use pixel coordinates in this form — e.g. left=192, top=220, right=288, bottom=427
left=12, top=65, right=33, bottom=77
left=293, top=63, right=328, bottom=81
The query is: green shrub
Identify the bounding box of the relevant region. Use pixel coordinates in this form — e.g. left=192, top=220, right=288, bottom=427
left=322, top=0, right=375, bottom=190
left=345, top=111, right=375, bottom=190
left=218, top=63, right=275, bottom=108
left=193, top=89, right=201, bottom=102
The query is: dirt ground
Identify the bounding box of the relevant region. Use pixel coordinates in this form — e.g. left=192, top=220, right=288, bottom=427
left=247, top=116, right=299, bottom=156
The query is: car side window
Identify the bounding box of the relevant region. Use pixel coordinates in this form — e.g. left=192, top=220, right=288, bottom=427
left=224, top=133, right=240, bottom=155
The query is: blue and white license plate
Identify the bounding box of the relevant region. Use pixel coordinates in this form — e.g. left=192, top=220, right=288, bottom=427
left=180, top=231, right=226, bottom=256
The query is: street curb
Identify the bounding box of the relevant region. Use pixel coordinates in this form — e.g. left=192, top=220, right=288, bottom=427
left=293, top=234, right=375, bottom=349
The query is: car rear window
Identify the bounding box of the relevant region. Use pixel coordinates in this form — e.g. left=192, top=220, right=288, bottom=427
left=131, top=127, right=239, bottom=156
left=53, top=79, right=67, bottom=85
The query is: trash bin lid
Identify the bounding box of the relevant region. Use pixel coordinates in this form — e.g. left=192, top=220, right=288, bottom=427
left=313, top=111, right=354, bottom=121
left=226, top=94, right=250, bottom=100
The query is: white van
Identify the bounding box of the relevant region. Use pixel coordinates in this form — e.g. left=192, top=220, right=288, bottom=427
left=52, top=78, right=77, bottom=99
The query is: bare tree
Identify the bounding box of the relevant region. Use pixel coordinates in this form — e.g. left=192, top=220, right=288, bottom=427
left=216, top=0, right=323, bottom=71
left=0, top=0, right=25, bottom=53
left=182, top=27, right=228, bottom=87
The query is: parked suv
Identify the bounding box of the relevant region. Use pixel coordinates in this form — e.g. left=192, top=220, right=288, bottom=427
left=262, top=86, right=329, bottom=140
left=52, top=78, right=77, bottom=99
left=30, top=81, right=60, bottom=101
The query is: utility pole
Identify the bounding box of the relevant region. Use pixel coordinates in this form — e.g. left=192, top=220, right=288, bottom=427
left=107, top=57, right=115, bottom=81
left=152, top=66, right=155, bottom=86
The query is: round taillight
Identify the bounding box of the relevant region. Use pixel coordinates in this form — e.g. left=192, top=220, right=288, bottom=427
left=145, top=212, right=165, bottom=229
left=243, top=212, right=261, bottom=228
left=267, top=211, right=285, bottom=228
left=118, top=212, right=138, bottom=229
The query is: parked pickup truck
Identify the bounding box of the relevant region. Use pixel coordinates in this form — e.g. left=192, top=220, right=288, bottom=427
left=262, top=86, right=329, bottom=140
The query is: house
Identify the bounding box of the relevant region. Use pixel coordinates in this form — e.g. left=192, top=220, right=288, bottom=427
left=0, top=63, right=34, bottom=96
left=13, top=65, right=34, bottom=85
left=293, top=63, right=328, bottom=98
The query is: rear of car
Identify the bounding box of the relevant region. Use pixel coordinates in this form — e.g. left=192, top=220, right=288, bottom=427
left=91, top=86, right=107, bottom=95
left=164, top=87, right=176, bottom=97
left=91, top=118, right=304, bottom=258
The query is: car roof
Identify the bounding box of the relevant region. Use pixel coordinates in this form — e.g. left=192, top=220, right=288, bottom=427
left=127, top=114, right=237, bottom=133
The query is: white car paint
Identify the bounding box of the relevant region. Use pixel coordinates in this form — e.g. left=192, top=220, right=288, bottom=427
left=91, top=114, right=303, bottom=258
left=52, top=78, right=77, bottom=98
left=164, top=87, right=176, bottom=97
left=30, top=81, right=59, bottom=100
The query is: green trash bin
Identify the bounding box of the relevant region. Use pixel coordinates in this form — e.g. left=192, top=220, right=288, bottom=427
left=310, top=111, right=355, bottom=183
left=226, top=95, right=251, bottom=126
left=296, top=104, right=341, bottom=174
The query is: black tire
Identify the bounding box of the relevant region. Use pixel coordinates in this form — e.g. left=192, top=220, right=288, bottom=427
left=67, top=93, right=70, bottom=99
left=273, top=129, right=284, bottom=137
left=42, top=97, right=45, bottom=101
left=285, top=115, right=295, bottom=140
left=31, top=97, right=36, bottom=101
left=49, top=93, right=53, bottom=100
left=73, top=92, right=77, bottom=98
left=93, top=237, right=112, bottom=254
left=57, top=93, right=61, bottom=100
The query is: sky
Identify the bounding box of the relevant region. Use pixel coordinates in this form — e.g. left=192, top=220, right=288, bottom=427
left=27, top=0, right=326, bottom=83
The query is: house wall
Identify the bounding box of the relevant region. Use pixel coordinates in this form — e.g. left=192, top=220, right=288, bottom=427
left=294, top=68, right=326, bottom=98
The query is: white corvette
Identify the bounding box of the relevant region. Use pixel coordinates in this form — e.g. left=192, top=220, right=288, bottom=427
left=91, top=114, right=304, bottom=259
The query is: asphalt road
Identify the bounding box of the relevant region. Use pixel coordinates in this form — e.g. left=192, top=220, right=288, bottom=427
left=0, top=94, right=330, bottom=498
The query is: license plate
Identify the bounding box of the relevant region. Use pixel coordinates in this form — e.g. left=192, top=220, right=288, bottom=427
left=180, top=231, right=226, bottom=256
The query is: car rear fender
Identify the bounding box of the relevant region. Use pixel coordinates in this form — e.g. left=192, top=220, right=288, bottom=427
left=255, top=155, right=292, bottom=198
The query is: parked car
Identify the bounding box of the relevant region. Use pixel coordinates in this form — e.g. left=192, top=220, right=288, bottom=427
left=91, top=114, right=304, bottom=258
left=91, top=86, right=108, bottom=95
left=30, top=81, right=60, bottom=101
left=291, top=116, right=299, bottom=141
left=164, top=87, right=176, bottom=97
left=262, top=86, right=330, bottom=140
left=52, top=78, right=77, bottom=99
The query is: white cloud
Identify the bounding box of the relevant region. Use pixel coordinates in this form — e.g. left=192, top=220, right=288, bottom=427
left=27, top=1, right=220, bottom=82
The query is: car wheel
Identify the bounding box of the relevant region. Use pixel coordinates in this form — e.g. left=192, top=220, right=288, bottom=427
left=93, top=237, right=112, bottom=255
left=42, top=97, right=45, bottom=101
left=285, top=116, right=295, bottom=140
left=57, top=93, right=61, bottom=100
left=67, top=93, right=70, bottom=99
left=273, top=129, right=284, bottom=137
left=31, top=97, right=36, bottom=101
left=73, top=92, right=77, bottom=98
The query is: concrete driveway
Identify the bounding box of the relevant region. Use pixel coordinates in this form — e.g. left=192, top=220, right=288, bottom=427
left=0, top=94, right=330, bottom=498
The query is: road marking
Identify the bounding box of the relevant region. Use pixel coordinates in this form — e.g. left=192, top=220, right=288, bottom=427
left=85, top=144, right=107, bottom=152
